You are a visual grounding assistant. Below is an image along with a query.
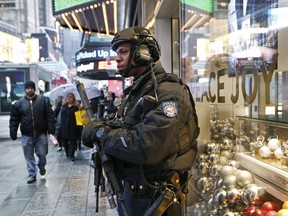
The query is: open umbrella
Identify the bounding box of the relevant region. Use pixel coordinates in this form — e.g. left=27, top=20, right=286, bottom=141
left=49, top=84, right=75, bottom=105
left=49, top=84, right=101, bottom=104
left=62, top=84, right=100, bottom=101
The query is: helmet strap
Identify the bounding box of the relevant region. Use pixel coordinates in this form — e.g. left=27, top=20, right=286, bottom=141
left=120, top=43, right=137, bottom=77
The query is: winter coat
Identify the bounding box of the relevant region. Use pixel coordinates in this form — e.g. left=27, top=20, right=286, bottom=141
left=102, top=63, right=200, bottom=176
left=60, top=104, right=79, bottom=140
left=9, top=95, right=55, bottom=138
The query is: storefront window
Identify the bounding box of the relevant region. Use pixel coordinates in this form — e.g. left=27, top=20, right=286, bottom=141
left=180, top=0, right=288, bottom=214
left=180, top=0, right=288, bottom=139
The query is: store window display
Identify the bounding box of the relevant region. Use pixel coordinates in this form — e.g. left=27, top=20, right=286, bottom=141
left=180, top=0, right=288, bottom=215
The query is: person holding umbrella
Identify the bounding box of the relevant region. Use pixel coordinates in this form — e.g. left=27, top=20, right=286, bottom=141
left=60, top=92, right=80, bottom=161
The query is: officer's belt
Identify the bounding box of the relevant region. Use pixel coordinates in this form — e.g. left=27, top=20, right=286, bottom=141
left=123, top=179, right=157, bottom=197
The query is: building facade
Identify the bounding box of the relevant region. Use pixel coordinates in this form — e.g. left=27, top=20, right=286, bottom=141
left=0, top=0, right=69, bottom=114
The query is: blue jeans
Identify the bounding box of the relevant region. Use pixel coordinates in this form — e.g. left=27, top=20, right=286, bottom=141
left=21, top=134, right=48, bottom=178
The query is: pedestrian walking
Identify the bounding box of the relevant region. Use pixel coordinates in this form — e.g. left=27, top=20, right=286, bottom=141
left=60, top=92, right=79, bottom=161
left=9, top=80, right=55, bottom=184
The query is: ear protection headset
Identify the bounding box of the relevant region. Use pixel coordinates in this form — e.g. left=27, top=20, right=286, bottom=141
left=133, top=44, right=152, bottom=66
left=133, top=30, right=161, bottom=66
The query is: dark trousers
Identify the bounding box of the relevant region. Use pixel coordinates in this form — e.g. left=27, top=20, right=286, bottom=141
left=62, top=138, right=77, bottom=158
left=118, top=184, right=182, bottom=216
left=56, top=135, right=62, bottom=147
left=118, top=184, right=151, bottom=216
left=77, top=126, right=83, bottom=150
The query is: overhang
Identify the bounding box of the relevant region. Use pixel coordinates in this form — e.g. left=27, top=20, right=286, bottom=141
left=52, top=0, right=141, bottom=35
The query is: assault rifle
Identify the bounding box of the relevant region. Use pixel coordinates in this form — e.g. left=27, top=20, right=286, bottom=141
left=76, top=83, right=128, bottom=215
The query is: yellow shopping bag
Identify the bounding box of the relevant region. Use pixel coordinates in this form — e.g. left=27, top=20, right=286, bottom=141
left=75, top=109, right=89, bottom=126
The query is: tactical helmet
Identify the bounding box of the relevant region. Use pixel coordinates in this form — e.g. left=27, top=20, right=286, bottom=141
left=111, top=26, right=161, bottom=63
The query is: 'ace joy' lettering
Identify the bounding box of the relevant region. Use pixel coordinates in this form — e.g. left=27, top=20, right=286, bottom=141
left=198, top=54, right=278, bottom=105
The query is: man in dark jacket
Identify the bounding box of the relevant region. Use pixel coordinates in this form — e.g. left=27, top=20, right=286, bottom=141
left=9, top=81, right=55, bottom=184
left=82, top=26, right=199, bottom=215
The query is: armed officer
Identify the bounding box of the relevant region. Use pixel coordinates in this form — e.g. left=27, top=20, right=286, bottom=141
left=82, top=26, right=200, bottom=216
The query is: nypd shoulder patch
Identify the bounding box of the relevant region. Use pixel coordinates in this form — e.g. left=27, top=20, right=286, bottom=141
left=162, top=101, right=178, bottom=118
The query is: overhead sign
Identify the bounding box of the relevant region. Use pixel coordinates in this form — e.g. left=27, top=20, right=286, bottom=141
left=75, top=42, right=119, bottom=80
left=76, top=48, right=117, bottom=62
left=52, top=0, right=95, bottom=13
left=180, top=0, right=214, bottom=13
left=76, top=60, right=117, bottom=72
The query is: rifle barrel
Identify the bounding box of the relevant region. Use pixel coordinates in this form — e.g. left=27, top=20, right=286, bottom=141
left=76, top=83, right=95, bottom=121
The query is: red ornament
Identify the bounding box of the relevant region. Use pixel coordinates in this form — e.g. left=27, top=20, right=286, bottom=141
left=243, top=206, right=257, bottom=216
left=250, top=196, right=263, bottom=206
left=261, top=202, right=278, bottom=213
left=252, top=208, right=264, bottom=216
left=264, top=210, right=277, bottom=216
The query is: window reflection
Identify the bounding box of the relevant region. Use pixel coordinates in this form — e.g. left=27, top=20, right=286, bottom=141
left=180, top=0, right=288, bottom=123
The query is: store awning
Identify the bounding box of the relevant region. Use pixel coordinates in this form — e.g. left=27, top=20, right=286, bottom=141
left=52, top=0, right=140, bottom=35
left=34, top=61, right=68, bottom=73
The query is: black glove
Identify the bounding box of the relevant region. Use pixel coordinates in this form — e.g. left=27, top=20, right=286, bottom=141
left=82, top=120, right=105, bottom=148
left=10, top=132, right=17, bottom=140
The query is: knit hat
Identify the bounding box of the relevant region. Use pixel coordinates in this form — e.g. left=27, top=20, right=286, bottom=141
left=24, top=81, right=36, bottom=90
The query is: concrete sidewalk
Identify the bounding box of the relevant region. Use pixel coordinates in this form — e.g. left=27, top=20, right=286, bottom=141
left=0, top=115, right=118, bottom=216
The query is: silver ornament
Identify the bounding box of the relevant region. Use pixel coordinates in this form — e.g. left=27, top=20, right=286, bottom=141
left=197, top=162, right=210, bottom=175
left=213, top=188, right=228, bottom=208
left=268, top=138, right=281, bottom=151
left=281, top=143, right=288, bottom=157
left=220, top=150, right=233, bottom=160
left=204, top=142, right=220, bottom=154
left=189, top=202, right=202, bottom=216
left=222, top=126, right=229, bottom=134
left=281, top=146, right=288, bottom=157
left=207, top=196, right=216, bottom=212
left=219, top=156, right=228, bottom=165
left=208, top=153, right=220, bottom=164
left=220, top=165, right=235, bottom=178
left=212, top=134, right=220, bottom=141
left=259, top=146, right=272, bottom=158
left=210, top=164, right=222, bottom=177
left=242, top=183, right=265, bottom=206
left=228, top=160, right=240, bottom=168
left=274, top=147, right=284, bottom=159
left=216, top=178, right=224, bottom=189
left=195, top=154, right=208, bottom=164
left=227, top=188, right=242, bottom=204
left=236, top=170, right=254, bottom=187
left=196, top=176, right=214, bottom=194
left=223, top=175, right=237, bottom=189
left=221, top=138, right=234, bottom=150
